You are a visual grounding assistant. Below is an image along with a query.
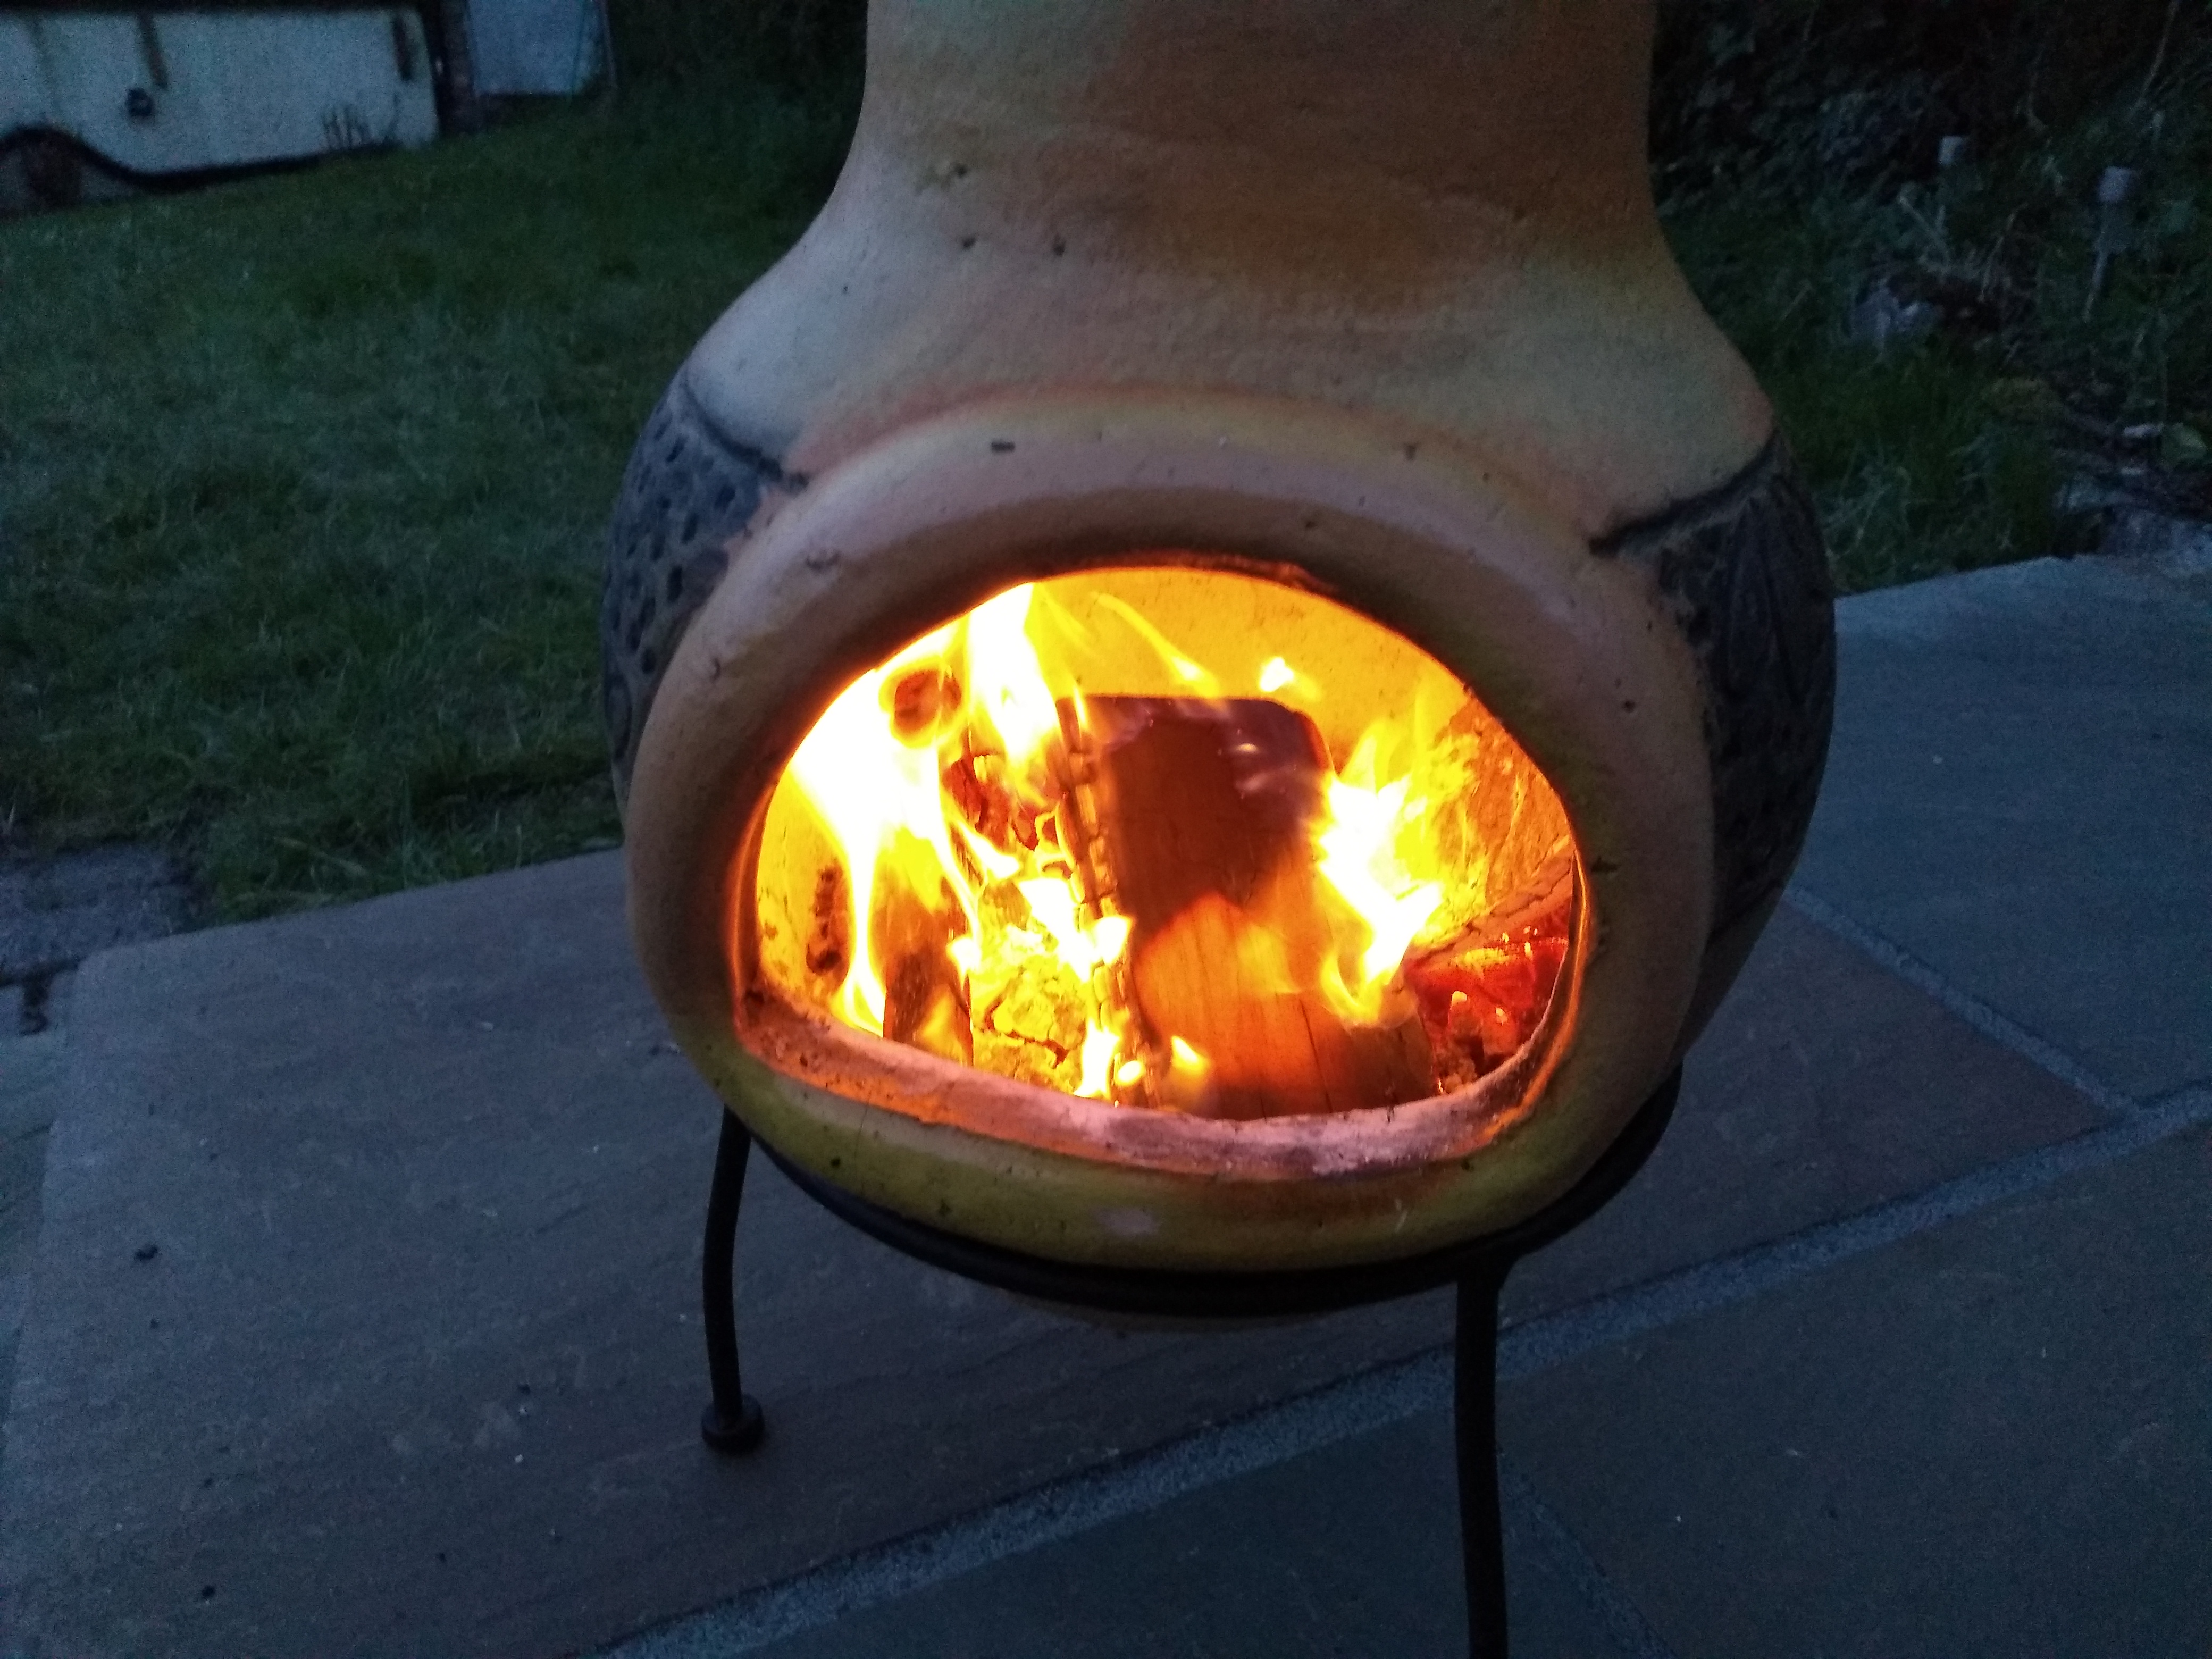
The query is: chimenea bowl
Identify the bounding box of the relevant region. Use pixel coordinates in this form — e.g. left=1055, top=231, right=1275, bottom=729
left=606, top=0, right=1833, bottom=1277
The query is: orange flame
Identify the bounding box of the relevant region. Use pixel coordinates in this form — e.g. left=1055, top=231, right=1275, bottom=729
left=756, top=569, right=1574, bottom=1116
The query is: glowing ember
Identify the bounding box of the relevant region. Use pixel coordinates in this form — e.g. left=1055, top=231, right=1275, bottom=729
left=751, top=568, right=1574, bottom=1118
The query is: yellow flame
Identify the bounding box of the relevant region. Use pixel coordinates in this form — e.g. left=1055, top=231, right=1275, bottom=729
left=771, top=574, right=1559, bottom=1111
left=967, top=585, right=1061, bottom=765
left=1314, top=726, right=1446, bottom=1021
left=1161, top=1034, right=1216, bottom=1112
left=786, top=632, right=973, bottom=1031
left=1018, top=880, right=1112, bottom=978
left=1078, top=1025, right=1121, bottom=1098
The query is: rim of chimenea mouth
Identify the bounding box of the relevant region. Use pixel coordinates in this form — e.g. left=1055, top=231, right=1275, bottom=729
left=725, top=827, right=1581, bottom=1184
left=624, top=390, right=1715, bottom=1239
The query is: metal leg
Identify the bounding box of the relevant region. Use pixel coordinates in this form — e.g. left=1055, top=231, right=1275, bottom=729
left=1455, top=1268, right=1510, bottom=1659
left=700, top=1110, right=766, bottom=1455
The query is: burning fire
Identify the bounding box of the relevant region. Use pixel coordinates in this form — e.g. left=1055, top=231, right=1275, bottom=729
left=751, top=568, right=1574, bottom=1118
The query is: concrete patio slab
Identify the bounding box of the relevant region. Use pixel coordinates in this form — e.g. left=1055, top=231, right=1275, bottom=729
left=1796, top=554, right=2212, bottom=1101
left=0, top=842, right=2112, bottom=1658
left=0, top=856, right=1456, bottom=1659
left=0, top=1033, right=60, bottom=1286
left=1497, top=1118, right=2212, bottom=1659
left=1505, top=902, right=2108, bottom=1322
left=734, top=1413, right=1644, bottom=1659
left=0, top=1021, right=61, bottom=1451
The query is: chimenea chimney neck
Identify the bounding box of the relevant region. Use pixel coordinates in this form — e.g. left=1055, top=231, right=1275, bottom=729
left=848, top=0, right=1661, bottom=270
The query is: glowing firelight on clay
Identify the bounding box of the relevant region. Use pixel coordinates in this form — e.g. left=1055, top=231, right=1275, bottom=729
left=749, top=567, right=1577, bottom=1120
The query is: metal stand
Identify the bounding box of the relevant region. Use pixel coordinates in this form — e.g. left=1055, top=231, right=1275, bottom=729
left=1454, top=1268, right=1510, bottom=1656
left=698, top=1110, right=765, bottom=1454
left=697, top=1068, right=1681, bottom=1657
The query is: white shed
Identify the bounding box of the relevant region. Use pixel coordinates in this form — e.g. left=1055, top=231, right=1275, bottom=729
left=1, top=0, right=606, bottom=212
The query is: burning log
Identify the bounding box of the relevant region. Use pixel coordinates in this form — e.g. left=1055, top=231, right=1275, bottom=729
left=1129, top=892, right=1435, bottom=1117
left=1065, top=697, right=1435, bottom=1118
left=873, top=832, right=973, bottom=1066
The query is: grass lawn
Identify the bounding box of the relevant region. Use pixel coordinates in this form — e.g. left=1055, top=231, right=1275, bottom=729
left=1, top=88, right=850, bottom=918
left=3, top=31, right=2207, bottom=921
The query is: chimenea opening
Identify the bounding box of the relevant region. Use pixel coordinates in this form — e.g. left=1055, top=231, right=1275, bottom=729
left=749, top=566, right=1577, bottom=1124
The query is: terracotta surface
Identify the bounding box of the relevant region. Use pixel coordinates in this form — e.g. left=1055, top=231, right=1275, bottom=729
left=605, top=0, right=1835, bottom=1269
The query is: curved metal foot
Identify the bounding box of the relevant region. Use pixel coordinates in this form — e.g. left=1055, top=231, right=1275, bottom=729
left=701, top=1394, right=766, bottom=1456
left=700, top=1109, right=766, bottom=1456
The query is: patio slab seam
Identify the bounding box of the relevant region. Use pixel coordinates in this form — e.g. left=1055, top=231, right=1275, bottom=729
left=592, top=1350, right=1455, bottom=1658
left=1784, top=885, right=2147, bottom=1118
left=1496, top=1079, right=2212, bottom=1381
left=1498, top=1456, right=1680, bottom=1659
left=595, top=1079, right=2212, bottom=1658
left=1497, top=1092, right=2212, bottom=1657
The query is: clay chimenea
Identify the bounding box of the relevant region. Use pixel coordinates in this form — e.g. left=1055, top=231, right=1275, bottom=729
left=602, top=2, right=1832, bottom=1649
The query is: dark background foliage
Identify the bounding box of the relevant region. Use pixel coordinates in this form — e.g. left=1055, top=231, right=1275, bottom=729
left=605, top=0, right=864, bottom=91
left=1650, top=0, right=2205, bottom=201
